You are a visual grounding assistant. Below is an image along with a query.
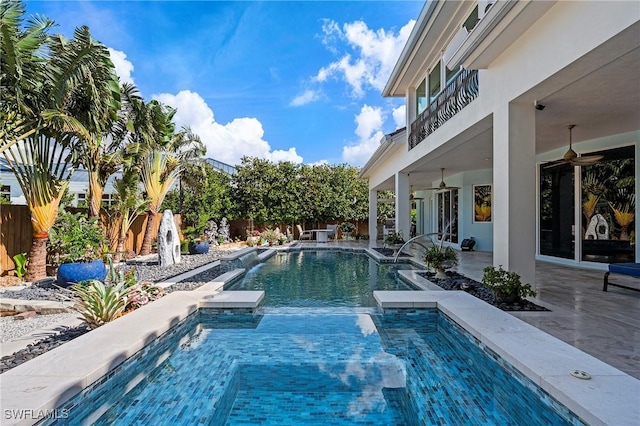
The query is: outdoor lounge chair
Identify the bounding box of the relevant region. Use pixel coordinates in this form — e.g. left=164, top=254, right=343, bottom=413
left=326, top=224, right=338, bottom=240
left=296, top=224, right=313, bottom=240
left=603, top=263, right=640, bottom=292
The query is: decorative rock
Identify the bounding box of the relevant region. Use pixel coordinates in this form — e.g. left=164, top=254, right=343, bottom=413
left=205, top=220, right=219, bottom=246
left=585, top=213, right=609, bottom=240
left=158, top=210, right=181, bottom=267
left=219, top=217, right=231, bottom=243
left=13, top=311, right=36, bottom=320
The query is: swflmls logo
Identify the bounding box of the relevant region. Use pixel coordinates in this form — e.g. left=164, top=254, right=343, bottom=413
left=4, top=409, right=69, bottom=420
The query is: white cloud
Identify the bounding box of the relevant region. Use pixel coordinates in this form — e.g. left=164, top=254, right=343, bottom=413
left=290, top=89, right=321, bottom=107
left=317, top=19, right=415, bottom=97
left=342, top=105, right=385, bottom=166
left=108, top=48, right=135, bottom=85
left=392, top=105, right=406, bottom=129
left=153, top=90, right=303, bottom=165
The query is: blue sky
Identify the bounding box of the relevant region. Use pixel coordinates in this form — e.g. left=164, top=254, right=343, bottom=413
left=27, top=1, right=423, bottom=166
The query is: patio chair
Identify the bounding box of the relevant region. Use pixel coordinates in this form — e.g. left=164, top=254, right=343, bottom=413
left=326, top=224, right=338, bottom=240
left=296, top=224, right=313, bottom=240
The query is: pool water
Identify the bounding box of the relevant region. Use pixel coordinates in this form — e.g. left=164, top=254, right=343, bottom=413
left=48, top=251, right=583, bottom=425
left=227, top=251, right=417, bottom=307
left=62, top=310, right=581, bottom=425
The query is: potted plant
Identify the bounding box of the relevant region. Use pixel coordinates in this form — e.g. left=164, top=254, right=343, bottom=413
left=424, top=244, right=458, bottom=279
left=340, top=222, right=356, bottom=240
left=49, top=212, right=108, bottom=287
left=384, top=231, right=404, bottom=246
left=482, top=265, right=536, bottom=304
left=184, top=225, right=210, bottom=254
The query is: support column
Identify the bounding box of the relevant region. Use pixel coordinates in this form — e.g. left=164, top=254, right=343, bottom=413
left=492, top=102, right=536, bottom=285
left=368, top=189, right=378, bottom=245
left=395, top=172, right=411, bottom=240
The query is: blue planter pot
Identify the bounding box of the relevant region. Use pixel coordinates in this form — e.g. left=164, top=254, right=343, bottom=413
left=189, top=241, right=210, bottom=255
left=57, top=260, right=107, bottom=288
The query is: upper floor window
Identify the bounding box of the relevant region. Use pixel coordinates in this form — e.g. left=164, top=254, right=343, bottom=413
left=416, top=78, right=427, bottom=114
left=429, top=62, right=441, bottom=101
left=463, top=5, right=479, bottom=32
left=1, top=185, right=10, bottom=203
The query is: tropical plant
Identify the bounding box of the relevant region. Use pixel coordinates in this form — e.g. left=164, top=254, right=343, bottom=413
left=482, top=265, right=536, bottom=303
left=424, top=244, right=458, bottom=272
left=137, top=101, right=205, bottom=256
left=12, top=253, right=27, bottom=279
left=126, top=281, right=165, bottom=311
left=1, top=2, right=118, bottom=280
left=49, top=26, right=121, bottom=218
left=48, top=211, right=107, bottom=265
left=609, top=192, right=635, bottom=240
left=384, top=231, right=404, bottom=246
left=340, top=222, right=355, bottom=234
left=260, top=228, right=281, bottom=246
left=73, top=278, right=131, bottom=329
left=108, top=170, right=148, bottom=261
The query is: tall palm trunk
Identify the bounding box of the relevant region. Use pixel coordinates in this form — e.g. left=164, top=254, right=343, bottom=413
left=139, top=210, right=157, bottom=256
left=25, top=236, right=47, bottom=282
left=88, top=171, right=104, bottom=218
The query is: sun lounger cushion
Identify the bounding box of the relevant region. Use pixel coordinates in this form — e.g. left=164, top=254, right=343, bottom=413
left=608, top=263, right=640, bottom=277
left=603, top=263, right=640, bottom=292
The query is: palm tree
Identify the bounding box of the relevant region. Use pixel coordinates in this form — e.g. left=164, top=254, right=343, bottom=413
left=49, top=26, right=121, bottom=218
left=136, top=101, right=205, bottom=255
left=108, top=170, right=148, bottom=262
left=0, top=2, right=115, bottom=280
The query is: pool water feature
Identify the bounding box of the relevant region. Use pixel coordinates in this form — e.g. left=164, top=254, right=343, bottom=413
left=226, top=251, right=417, bottom=307
left=56, top=310, right=583, bottom=425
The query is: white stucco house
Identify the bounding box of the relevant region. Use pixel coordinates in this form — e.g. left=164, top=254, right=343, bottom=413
left=360, top=0, right=640, bottom=284
left=0, top=157, right=236, bottom=207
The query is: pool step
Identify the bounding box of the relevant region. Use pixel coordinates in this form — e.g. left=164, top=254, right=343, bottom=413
left=199, top=291, right=264, bottom=309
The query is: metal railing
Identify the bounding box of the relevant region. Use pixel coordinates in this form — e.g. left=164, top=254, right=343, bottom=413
left=409, top=68, right=479, bottom=150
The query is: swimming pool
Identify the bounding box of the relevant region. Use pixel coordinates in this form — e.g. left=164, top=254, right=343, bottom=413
left=38, top=249, right=589, bottom=425
left=54, top=310, right=583, bottom=425
left=227, top=251, right=417, bottom=307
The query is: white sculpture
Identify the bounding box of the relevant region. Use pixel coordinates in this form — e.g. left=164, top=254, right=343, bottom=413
left=158, top=210, right=181, bottom=266
left=585, top=213, right=609, bottom=240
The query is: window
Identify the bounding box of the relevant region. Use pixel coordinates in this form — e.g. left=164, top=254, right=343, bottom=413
left=1, top=185, right=10, bottom=202
left=102, top=193, right=115, bottom=207
left=416, top=78, right=427, bottom=115
left=428, top=62, right=441, bottom=101
left=581, top=145, right=635, bottom=263
left=539, top=145, right=635, bottom=264
left=463, top=5, right=479, bottom=32
left=437, top=189, right=458, bottom=243
left=77, top=193, right=87, bottom=208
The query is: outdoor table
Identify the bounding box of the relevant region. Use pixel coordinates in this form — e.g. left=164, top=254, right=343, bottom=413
left=310, top=229, right=329, bottom=243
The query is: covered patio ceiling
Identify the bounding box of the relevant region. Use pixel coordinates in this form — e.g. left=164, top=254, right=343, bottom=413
left=377, top=22, right=639, bottom=192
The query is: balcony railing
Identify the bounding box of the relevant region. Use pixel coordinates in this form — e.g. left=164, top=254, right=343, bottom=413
left=409, top=68, right=479, bottom=150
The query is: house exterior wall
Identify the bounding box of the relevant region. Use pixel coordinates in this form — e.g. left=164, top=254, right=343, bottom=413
left=361, top=0, right=639, bottom=281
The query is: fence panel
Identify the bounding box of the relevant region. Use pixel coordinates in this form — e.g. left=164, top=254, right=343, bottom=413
left=0, top=205, right=32, bottom=274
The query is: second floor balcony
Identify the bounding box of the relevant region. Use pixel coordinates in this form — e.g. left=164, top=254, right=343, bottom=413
left=409, top=68, right=479, bottom=150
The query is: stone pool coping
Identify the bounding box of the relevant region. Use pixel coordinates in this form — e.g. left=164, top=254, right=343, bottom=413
left=1, top=246, right=638, bottom=425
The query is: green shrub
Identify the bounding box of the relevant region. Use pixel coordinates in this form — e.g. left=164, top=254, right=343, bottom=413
left=424, top=245, right=458, bottom=271
left=49, top=212, right=107, bottom=264
left=12, top=253, right=27, bottom=279
left=482, top=266, right=536, bottom=301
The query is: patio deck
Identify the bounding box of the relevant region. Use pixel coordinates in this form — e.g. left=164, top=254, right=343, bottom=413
left=304, top=239, right=640, bottom=379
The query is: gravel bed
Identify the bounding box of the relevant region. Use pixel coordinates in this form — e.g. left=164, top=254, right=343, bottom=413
left=0, top=312, right=79, bottom=343
left=0, top=248, right=241, bottom=302
left=0, top=250, right=240, bottom=373
left=418, top=271, right=549, bottom=311
left=0, top=324, right=90, bottom=373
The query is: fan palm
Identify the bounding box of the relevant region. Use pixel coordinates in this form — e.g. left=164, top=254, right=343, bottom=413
left=48, top=25, right=121, bottom=217
left=108, top=170, right=148, bottom=262
left=1, top=2, right=117, bottom=280
left=136, top=101, right=205, bottom=255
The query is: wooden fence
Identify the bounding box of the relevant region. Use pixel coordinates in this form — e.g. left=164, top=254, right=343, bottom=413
left=0, top=206, right=180, bottom=275
left=1, top=205, right=372, bottom=275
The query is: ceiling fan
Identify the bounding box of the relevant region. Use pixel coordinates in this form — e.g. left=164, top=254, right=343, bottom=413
left=424, top=168, right=460, bottom=191
left=544, top=125, right=603, bottom=168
